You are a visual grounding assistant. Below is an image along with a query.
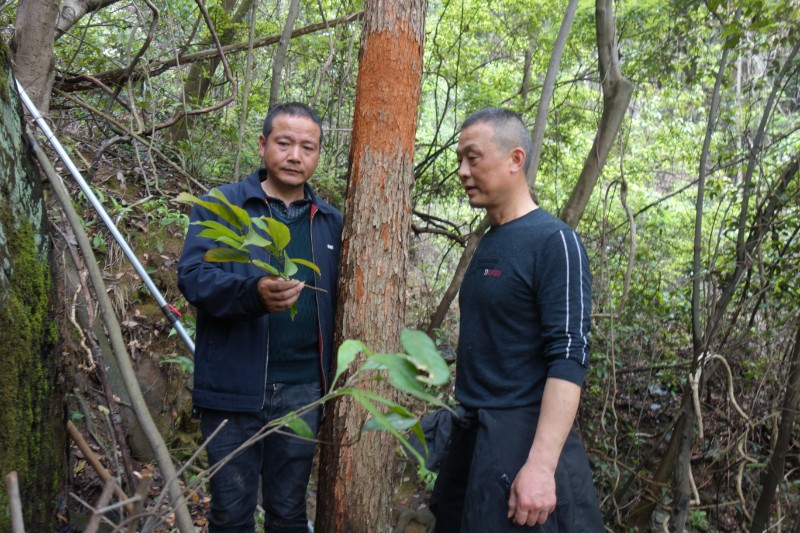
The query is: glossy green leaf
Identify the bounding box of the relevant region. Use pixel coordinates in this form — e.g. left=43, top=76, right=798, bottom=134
left=251, top=260, right=281, bottom=277
left=332, top=339, right=369, bottom=388
left=196, top=228, right=244, bottom=247
left=400, top=329, right=450, bottom=385
left=291, top=257, right=321, bottom=275
left=289, top=301, right=298, bottom=320
left=192, top=220, right=244, bottom=243
left=284, top=415, right=313, bottom=439
left=282, top=254, right=298, bottom=278
left=210, top=235, right=248, bottom=251
left=366, top=355, right=425, bottom=394
left=209, top=188, right=252, bottom=230
left=250, top=217, right=269, bottom=233
left=176, top=192, right=242, bottom=231
left=366, top=354, right=448, bottom=408
left=363, top=407, right=418, bottom=432
left=265, top=217, right=291, bottom=251
left=351, top=390, right=427, bottom=467
left=204, top=248, right=251, bottom=263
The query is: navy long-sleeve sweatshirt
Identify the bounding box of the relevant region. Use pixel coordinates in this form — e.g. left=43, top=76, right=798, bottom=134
left=455, top=208, right=592, bottom=409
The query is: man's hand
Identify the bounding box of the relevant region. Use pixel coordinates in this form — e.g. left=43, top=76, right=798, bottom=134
left=257, top=276, right=304, bottom=312
left=507, top=460, right=557, bottom=526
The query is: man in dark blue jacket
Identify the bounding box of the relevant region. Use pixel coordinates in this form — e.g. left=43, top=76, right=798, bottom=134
left=178, top=102, right=342, bottom=533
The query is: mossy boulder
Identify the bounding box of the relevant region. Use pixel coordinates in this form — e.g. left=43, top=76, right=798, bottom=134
left=0, top=37, right=65, bottom=532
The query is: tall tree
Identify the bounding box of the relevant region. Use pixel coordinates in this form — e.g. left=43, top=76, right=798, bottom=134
left=315, top=1, right=427, bottom=531
left=0, top=40, right=65, bottom=532
left=11, top=0, right=60, bottom=111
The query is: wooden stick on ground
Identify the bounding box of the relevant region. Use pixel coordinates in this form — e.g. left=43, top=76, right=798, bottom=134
left=67, top=420, right=135, bottom=516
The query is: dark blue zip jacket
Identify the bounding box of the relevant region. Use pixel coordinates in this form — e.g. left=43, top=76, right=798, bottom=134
left=177, top=170, right=343, bottom=412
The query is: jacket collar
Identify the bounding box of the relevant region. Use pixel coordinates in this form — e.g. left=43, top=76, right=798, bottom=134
left=241, top=169, right=338, bottom=215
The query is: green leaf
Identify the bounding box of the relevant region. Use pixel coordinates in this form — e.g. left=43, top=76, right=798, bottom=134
left=264, top=217, right=291, bottom=250
left=282, top=255, right=298, bottom=278
left=200, top=233, right=247, bottom=251
left=204, top=248, right=251, bottom=263
left=192, top=220, right=245, bottom=243
left=351, top=390, right=427, bottom=467
left=365, top=354, right=448, bottom=408
left=251, top=260, right=281, bottom=276
left=208, top=188, right=252, bottom=230
left=250, top=217, right=269, bottom=233
left=400, top=329, right=450, bottom=386
left=289, top=301, right=298, bottom=320
left=363, top=406, right=418, bottom=432
left=284, top=415, right=313, bottom=439
left=269, top=411, right=314, bottom=439
left=177, top=192, right=243, bottom=231
left=332, top=339, right=369, bottom=388
left=291, top=257, right=321, bottom=275
left=366, top=354, right=424, bottom=393
left=242, top=231, right=273, bottom=248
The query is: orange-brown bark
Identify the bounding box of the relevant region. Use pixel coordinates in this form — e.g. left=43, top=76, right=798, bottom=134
left=316, top=1, right=427, bottom=531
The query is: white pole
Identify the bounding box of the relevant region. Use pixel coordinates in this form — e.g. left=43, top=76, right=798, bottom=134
left=16, top=78, right=195, bottom=354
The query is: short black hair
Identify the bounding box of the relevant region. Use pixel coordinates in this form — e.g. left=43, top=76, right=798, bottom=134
left=262, top=102, right=324, bottom=146
left=461, top=107, right=533, bottom=174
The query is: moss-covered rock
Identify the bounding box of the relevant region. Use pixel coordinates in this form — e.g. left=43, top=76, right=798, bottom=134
left=0, top=37, right=65, bottom=532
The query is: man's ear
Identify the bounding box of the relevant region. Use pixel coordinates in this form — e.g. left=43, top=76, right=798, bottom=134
left=258, top=133, right=267, bottom=157
left=509, top=146, right=527, bottom=174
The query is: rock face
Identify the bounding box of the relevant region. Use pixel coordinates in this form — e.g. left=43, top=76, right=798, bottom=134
left=0, top=39, right=66, bottom=532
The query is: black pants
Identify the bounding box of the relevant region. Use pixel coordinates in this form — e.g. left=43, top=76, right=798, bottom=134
left=430, top=406, right=604, bottom=533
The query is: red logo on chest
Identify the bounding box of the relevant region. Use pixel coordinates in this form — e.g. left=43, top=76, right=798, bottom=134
left=483, top=269, right=502, bottom=277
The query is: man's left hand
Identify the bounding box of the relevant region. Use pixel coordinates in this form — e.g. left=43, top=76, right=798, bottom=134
left=507, top=460, right=556, bottom=526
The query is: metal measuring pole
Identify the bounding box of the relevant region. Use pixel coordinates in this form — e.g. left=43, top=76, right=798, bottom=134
left=16, top=79, right=196, bottom=354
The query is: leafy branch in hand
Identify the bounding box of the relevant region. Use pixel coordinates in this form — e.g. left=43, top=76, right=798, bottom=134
left=177, top=190, right=324, bottom=317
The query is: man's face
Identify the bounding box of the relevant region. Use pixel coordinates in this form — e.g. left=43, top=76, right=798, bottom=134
left=259, top=114, right=321, bottom=194
left=455, top=122, right=516, bottom=210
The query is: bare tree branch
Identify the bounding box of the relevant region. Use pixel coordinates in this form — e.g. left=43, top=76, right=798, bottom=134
left=56, top=12, right=363, bottom=92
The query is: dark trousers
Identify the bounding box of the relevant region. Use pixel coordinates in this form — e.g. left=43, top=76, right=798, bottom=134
left=199, top=382, right=322, bottom=533
left=430, top=406, right=604, bottom=533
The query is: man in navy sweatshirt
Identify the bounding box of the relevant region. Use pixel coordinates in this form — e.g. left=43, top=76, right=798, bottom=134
left=430, top=108, right=603, bottom=532
left=178, top=103, right=342, bottom=532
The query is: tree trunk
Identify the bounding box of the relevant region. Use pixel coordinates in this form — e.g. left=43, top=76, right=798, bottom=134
left=268, top=0, right=301, bottom=109
left=55, top=0, right=123, bottom=39
left=315, top=1, right=427, bottom=531
left=167, top=0, right=249, bottom=142
left=526, top=0, right=578, bottom=192
left=559, top=0, right=632, bottom=228
left=11, top=0, right=60, bottom=112
left=750, top=324, right=800, bottom=532
left=0, top=39, right=65, bottom=532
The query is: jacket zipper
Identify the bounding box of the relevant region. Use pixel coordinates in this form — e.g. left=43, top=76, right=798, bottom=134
left=260, top=197, right=271, bottom=409
left=310, top=204, right=327, bottom=392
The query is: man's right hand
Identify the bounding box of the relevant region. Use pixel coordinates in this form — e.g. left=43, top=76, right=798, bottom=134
left=257, top=276, right=304, bottom=312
